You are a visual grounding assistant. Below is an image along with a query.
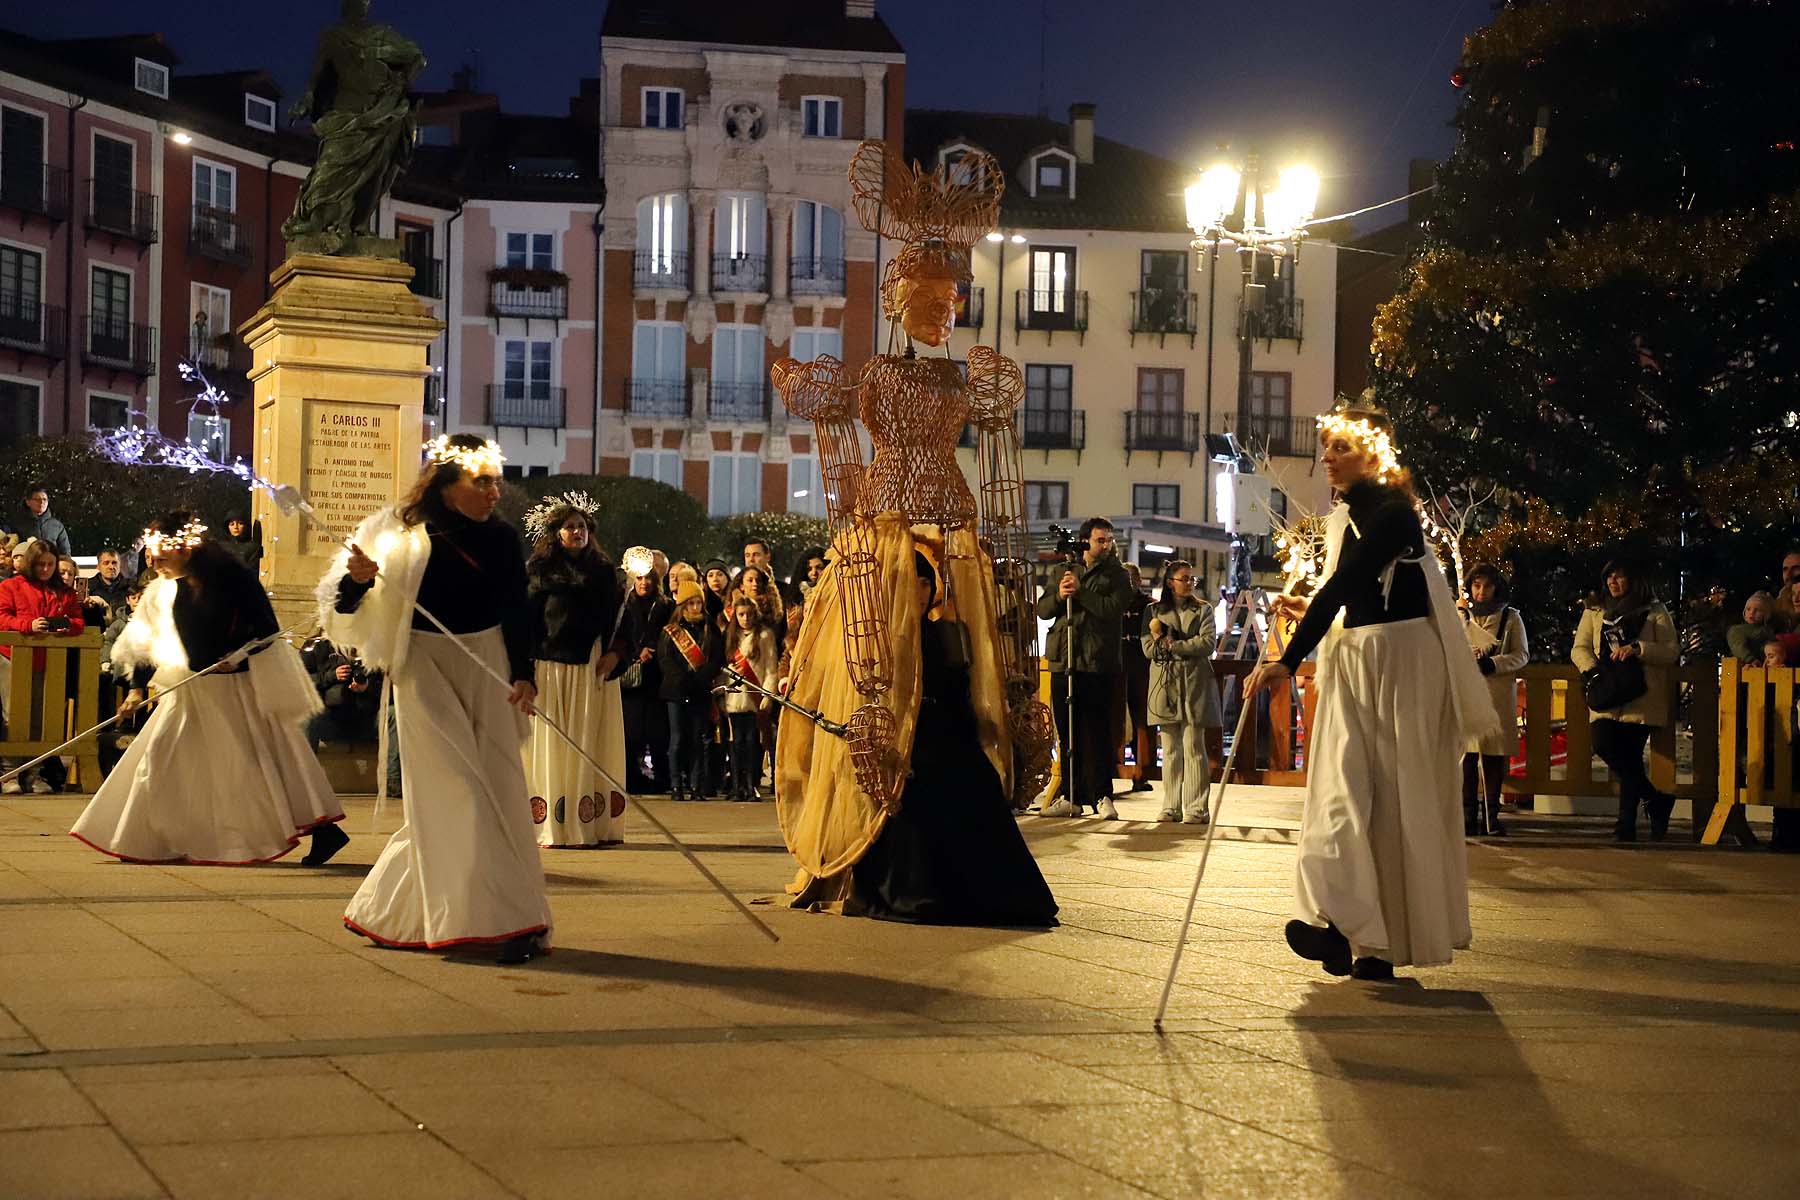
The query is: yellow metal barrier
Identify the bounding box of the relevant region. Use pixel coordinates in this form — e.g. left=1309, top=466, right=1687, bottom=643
left=1711, top=659, right=1800, bottom=841
left=0, top=629, right=105, bottom=790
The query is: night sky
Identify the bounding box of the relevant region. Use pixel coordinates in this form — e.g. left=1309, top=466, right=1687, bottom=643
left=15, top=0, right=1489, bottom=229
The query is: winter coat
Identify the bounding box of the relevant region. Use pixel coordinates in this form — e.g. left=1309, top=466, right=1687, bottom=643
left=528, top=554, right=625, bottom=666
left=10, top=508, right=71, bottom=558
left=101, top=605, right=133, bottom=670
left=1140, top=596, right=1221, bottom=727
left=618, top=589, right=673, bottom=694
left=1035, top=553, right=1132, bottom=675
left=719, top=625, right=779, bottom=714
left=1464, top=606, right=1529, bottom=755
left=1571, top=602, right=1676, bottom=727
left=1727, top=621, right=1781, bottom=665
left=0, top=575, right=85, bottom=667
left=657, top=617, right=725, bottom=702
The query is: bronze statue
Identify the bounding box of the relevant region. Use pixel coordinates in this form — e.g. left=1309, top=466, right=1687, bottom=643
left=283, top=0, right=426, bottom=256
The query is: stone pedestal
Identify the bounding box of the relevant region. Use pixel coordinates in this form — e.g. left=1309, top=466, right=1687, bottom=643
left=240, top=254, right=443, bottom=628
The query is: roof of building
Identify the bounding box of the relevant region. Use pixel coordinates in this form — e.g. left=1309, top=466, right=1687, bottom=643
left=904, top=109, right=1191, bottom=233
left=447, top=110, right=604, bottom=205
left=601, top=0, right=903, bottom=55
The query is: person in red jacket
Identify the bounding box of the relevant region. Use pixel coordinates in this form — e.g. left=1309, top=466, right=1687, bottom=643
left=0, top=541, right=84, bottom=794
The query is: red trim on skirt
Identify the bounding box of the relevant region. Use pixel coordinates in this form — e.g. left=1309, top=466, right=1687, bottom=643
left=68, top=811, right=346, bottom=868
left=343, top=916, right=551, bottom=952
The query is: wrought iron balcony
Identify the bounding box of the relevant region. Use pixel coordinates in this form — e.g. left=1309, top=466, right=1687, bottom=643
left=86, top=180, right=158, bottom=244
left=789, top=256, right=845, bottom=296
left=1220, top=411, right=1317, bottom=458
left=0, top=160, right=71, bottom=223
left=711, top=252, right=767, bottom=293
left=1021, top=406, right=1085, bottom=451
left=1015, top=289, right=1088, bottom=339
left=405, top=254, right=444, bottom=299
left=634, top=250, right=690, bottom=291
left=0, top=299, right=67, bottom=360
left=708, top=381, right=769, bottom=423
left=957, top=286, right=985, bottom=330
left=1238, top=296, right=1304, bottom=343
left=487, top=271, right=569, bottom=320
left=626, top=377, right=689, bottom=419
left=187, top=337, right=253, bottom=395
left=486, top=384, right=566, bottom=428
left=190, top=206, right=252, bottom=266
left=83, top=315, right=156, bottom=376
left=1129, top=289, right=1198, bottom=342
left=1124, top=410, right=1201, bottom=456
left=423, top=374, right=443, bottom=417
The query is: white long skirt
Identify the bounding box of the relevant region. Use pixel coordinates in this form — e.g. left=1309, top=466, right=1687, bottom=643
left=1296, top=617, right=1471, bottom=968
left=70, top=671, right=342, bottom=865
left=527, top=654, right=627, bottom=846
left=344, top=628, right=552, bottom=949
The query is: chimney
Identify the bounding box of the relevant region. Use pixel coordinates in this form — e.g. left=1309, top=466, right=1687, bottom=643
left=1069, top=102, right=1095, bottom=165
left=846, top=0, right=876, bottom=17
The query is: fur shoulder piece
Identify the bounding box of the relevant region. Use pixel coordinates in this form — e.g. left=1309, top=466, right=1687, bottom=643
left=107, top=577, right=187, bottom=676
left=313, top=508, right=431, bottom=674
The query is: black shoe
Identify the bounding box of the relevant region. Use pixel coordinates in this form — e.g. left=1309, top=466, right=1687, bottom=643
left=1128, top=780, right=1153, bottom=794
left=671, top=788, right=688, bottom=803
left=1613, top=828, right=1637, bottom=843
left=1285, top=919, right=1352, bottom=977
left=1351, top=956, right=1396, bottom=981
left=1646, top=796, right=1674, bottom=842
left=496, top=934, right=543, bottom=966
left=301, top=822, right=350, bottom=866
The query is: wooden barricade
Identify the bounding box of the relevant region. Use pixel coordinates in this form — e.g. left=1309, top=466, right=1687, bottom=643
left=0, top=630, right=105, bottom=789
left=1711, top=659, right=1800, bottom=842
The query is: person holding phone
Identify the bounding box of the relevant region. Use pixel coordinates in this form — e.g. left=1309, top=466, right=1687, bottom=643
left=0, top=541, right=86, bottom=793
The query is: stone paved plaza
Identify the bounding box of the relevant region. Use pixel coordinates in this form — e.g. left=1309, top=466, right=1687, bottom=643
left=3, top=787, right=1798, bottom=1199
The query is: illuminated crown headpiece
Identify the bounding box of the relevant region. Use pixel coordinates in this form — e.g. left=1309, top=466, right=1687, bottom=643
left=1316, top=391, right=1402, bottom=486
left=621, top=546, right=657, bottom=579
left=423, top=434, right=505, bottom=478
left=141, top=518, right=208, bottom=555
left=523, top=490, right=601, bottom=542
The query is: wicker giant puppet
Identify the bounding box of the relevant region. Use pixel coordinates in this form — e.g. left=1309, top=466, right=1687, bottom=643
left=766, top=141, right=1057, bottom=925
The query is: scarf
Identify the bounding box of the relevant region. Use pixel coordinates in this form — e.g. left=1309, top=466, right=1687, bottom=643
left=1469, top=597, right=1503, bottom=618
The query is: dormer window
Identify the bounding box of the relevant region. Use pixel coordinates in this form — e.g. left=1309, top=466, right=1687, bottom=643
left=938, top=142, right=982, bottom=185
left=134, top=58, right=169, bottom=99
left=1031, top=149, right=1076, bottom=199
left=244, top=94, right=276, bottom=132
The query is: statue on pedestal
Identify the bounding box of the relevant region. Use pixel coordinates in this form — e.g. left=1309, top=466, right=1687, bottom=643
left=282, top=0, right=425, bottom=258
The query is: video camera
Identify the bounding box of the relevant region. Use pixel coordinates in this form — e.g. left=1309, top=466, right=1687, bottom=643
left=1048, top=523, right=1080, bottom=559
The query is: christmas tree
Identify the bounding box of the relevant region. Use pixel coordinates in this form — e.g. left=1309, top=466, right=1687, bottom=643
left=1369, top=0, right=1800, bottom=648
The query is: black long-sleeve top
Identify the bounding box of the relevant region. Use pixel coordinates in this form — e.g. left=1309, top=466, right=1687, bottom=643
left=618, top=588, right=673, bottom=693
left=657, top=616, right=725, bottom=701
left=132, top=547, right=278, bottom=688
left=529, top=553, right=626, bottom=666
left=336, top=510, right=535, bottom=685
left=1279, top=481, right=1432, bottom=672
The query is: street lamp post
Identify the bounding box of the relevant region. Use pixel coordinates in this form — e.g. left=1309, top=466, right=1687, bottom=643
left=985, top=229, right=1027, bottom=355
left=1184, top=157, right=1320, bottom=593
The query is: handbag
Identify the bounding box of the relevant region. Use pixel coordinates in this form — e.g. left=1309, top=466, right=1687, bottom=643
left=619, top=660, right=644, bottom=690
left=1582, top=610, right=1649, bottom=711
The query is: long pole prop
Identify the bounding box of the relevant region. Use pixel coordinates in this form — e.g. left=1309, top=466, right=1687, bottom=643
left=1153, top=591, right=1290, bottom=1031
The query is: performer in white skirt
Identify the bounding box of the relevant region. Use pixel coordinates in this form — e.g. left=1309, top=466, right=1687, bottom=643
left=319, top=434, right=550, bottom=965
left=523, top=492, right=628, bottom=846
left=71, top=512, right=346, bottom=866
left=1244, top=399, right=1498, bottom=981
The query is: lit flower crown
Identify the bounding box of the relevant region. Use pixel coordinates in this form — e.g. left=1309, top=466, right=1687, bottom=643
left=423, top=434, right=505, bottom=478
left=142, top=518, right=208, bottom=554
left=523, top=490, right=602, bottom=541
left=1316, top=395, right=1402, bottom=486
left=621, top=546, right=657, bottom=579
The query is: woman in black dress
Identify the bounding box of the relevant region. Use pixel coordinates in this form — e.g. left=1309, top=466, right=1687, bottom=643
left=853, top=552, right=1058, bottom=927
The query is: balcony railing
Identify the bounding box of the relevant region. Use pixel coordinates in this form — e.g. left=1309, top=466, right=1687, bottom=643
left=1021, top=406, right=1085, bottom=451
left=1221, top=411, right=1317, bottom=458
left=708, top=380, right=769, bottom=423
left=190, top=206, right=252, bottom=266
left=405, top=255, right=444, bottom=299
left=487, top=273, right=569, bottom=320
left=1238, top=296, right=1304, bottom=343
left=711, top=253, right=767, bottom=293
left=0, top=299, right=67, bottom=360
left=634, top=251, right=690, bottom=291
left=486, top=384, right=566, bottom=429
left=187, top=337, right=253, bottom=394
left=0, top=160, right=71, bottom=223
left=957, top=286, right=985, bottom=330
left=789, top=256, right=845, bottom=296
left=1124, top=410, right=1201, bottom=455
left=1016, top=289, right=1088, bottom=336
left=626, top=377, right=688, bottom=419
left=86, top=180, right=158, bottom=244
left=83, top=315, right=156, bottom=376
left=1129, top=289, right=1198, bottom=340
left=423, top=375, right=442, bottom=417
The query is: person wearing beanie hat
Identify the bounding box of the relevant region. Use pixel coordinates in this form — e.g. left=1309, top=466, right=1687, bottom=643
left=701, top=558, right=733, bottom=629
left=657, top=579, right=724, bottom=801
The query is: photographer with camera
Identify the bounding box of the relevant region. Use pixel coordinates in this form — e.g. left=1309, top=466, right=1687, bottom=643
left=1036, top=517, right=1131, bottom=819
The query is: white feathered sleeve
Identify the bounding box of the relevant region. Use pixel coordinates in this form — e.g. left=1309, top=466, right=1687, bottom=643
left=313, top=507, right=430, bottom=675
left=106, top=577, right=188, bottom=681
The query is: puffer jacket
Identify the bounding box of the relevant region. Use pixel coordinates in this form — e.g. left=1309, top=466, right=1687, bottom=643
left=1140, top=595, right=1221, bottom=727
